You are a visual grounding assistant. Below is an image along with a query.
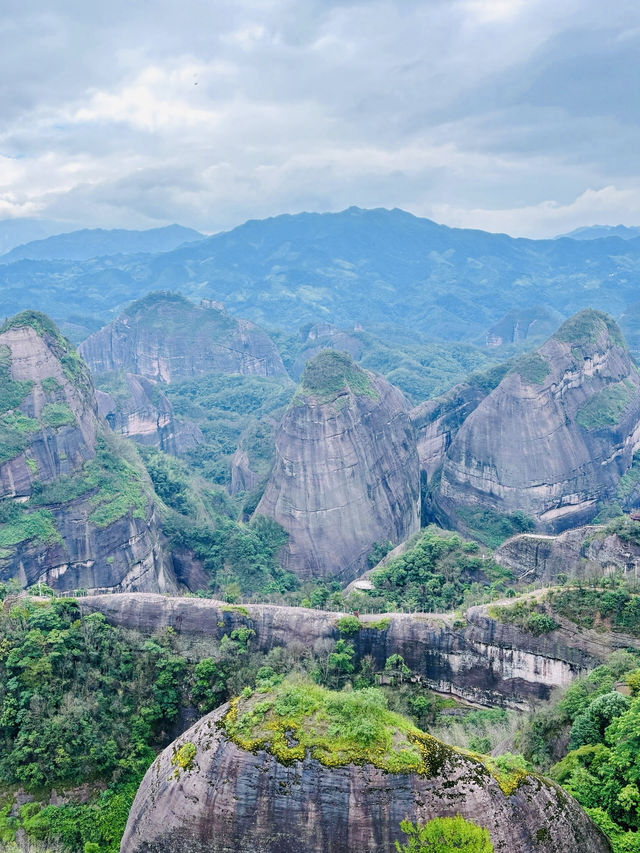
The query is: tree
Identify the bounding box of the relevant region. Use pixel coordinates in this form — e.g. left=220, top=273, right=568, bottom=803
left=395, top=816, right=494, bottom=853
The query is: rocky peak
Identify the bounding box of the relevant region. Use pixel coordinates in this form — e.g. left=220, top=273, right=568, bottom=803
left=255, top=351, right=420, bottom=581
left=79, top=291, right=287, bottom=381
left=435, top=310, right=640, bottom=533
left=0, top=311, right=175, bottom=594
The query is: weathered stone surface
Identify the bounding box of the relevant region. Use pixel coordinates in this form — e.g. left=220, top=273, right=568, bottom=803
left=0, top=315, right=176, bottom=594
left=291, top=322, right=362, bottom=379
left=121, top=702, right=611, bottom=853
left=96, top=373, right=202, bottom=455
left=436, top=311, right=640, bottom=532
left=255, top=359, right=420, bottom=582
left=410, top=381, right=487, bottom=483
left=495, top=524, right=640, bottom=585
left=77, top=593, right=640, bottom=708
left=79, top=292, right=287, bottom=381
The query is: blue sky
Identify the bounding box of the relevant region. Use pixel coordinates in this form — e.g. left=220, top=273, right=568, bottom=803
left=1, top=0, right=639, bottom=237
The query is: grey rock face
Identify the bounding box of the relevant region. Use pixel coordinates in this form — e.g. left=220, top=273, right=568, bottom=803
left=0, top=318, right=175, bottom=594
left=96, top=373, right=202, bottom=455
left=121, top=703, right=611, bottom=853
left=77, top=593, right=640, bottom=708
left=410, top=381, right=487, bottom=483
left=495, top=524, right=640, bottom=585
left=255, top=367, right=420, bottom=582
left=436, top=311, right=640, bottom=532
left=79, top=292, right=287, bottom=380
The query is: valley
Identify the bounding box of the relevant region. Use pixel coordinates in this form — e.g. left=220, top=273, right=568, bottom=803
left=3, top=219, right=640, bottom=851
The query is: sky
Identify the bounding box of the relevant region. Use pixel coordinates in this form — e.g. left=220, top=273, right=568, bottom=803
left=1, top=0, right=640, bottom=238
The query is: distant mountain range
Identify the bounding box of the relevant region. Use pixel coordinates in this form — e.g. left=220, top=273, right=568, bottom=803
left=0, top=224, right=203, bottom=263
left=2, top=208, right=640, bottom=351
left=556, top=224, right=640, bottom=240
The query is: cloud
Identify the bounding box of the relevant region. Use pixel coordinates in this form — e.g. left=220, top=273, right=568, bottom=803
left=1, top=0, right=640, bottom=234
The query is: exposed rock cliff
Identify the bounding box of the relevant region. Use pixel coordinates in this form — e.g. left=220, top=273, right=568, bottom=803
left=79, top=291, right=287, bottom=381
left=121, top=685, right=611, bottom=853
left=95, top=372, right=202, bottom=455
left=0, top=312, right=175, bottom=593
left=436, top=311, right=640, bottom=533
left=495, top=521, right=640, bottom=585
left=77, top=592, right=640, bottom=708
left=255, top=351, right=420, bottom=582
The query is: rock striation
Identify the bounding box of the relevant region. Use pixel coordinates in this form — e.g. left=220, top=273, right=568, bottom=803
left=121, top=688, right=611, bottom=853
left=77, top=592, right=640, bottom=708
left=95, top=372, right=202, bottom=455
left=255, top=351, right=420, bottom=582
left=79, top=291, right=287, bottom=381
left=435, top=311, right=640, bottom=533
left=0, top=312, right=176, bottom=593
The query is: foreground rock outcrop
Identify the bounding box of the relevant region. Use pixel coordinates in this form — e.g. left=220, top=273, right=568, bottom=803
left=255, top=351, right=420, bottom=581
left=0, top=312, right=176, bottom=593
left=79, top=291, right=287, bottom=380
left=77, top=591, right=640, bottom=708
left=436, top=311, right=640, bottom=533
left=121, top=683, right=611, bottom=853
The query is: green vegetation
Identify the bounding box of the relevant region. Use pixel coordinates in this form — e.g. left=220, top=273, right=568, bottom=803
left=0, top=411, right=40, bottom=465
left=224, top=677, right=451, bottom=776
left=396, top=815, right=493, bottom=852
left=0, top=502, right=61, bottom=549
left=548, top=586, right=640, bottom=636
left=489, top=598, right=558, bottom=636
left=164, top=372, right=292, bottom=488
left=516, top=651, right=640, bottom=851
left=0, top=345, right=33, bottom=414
left=554, top=309, right=625, bottom=349
left=455, top=507, right=535, bottom=548
left=346, top=527, right=513, bottom=614
left=576, top=380, right=636, bottom=430
left=41, top=377, right=62, bottom=393
left=509, top=352, right=550, bottom=385
left=40, top=402, right=76, bottom=429
left=170, top=741, right=196, bottom=772
left=300, top=350, right=377, bottom=402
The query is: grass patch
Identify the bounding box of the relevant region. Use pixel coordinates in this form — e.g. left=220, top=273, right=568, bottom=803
left=40, top=403, right=76, bottom=429
left=554, top=309, right=625, bottom=349
left=222, top=678, right=528, bottom=795
left=576, top=380, right=636, bottom=431
left=509, top=352, right=550, bottom=385
left=0, top=502, right=61, bottom=549
left=300, top=350, right=377, bottom=402
left=456, top=507, right=534, bottom=548
left=489, top=599, right=558, bottom=635
left=41, top=377, right=62, bottom=394
left=0, top=412, right=40, bottom=465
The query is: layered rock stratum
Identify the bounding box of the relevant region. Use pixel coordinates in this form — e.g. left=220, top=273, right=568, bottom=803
left=79, top=291, right=287, bottom=381
left=435, top=310, right=640, bottom=532
left=255, top=351, right=420, bottom=581
left=121, top=681, right=611, bottom=853
left=77, top=591, right=640, bottom=708
left=0, top=312, right=175, bottom=593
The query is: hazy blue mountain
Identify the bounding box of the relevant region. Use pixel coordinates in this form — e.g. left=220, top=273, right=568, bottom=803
left=0, top=218, right=77, bottom=254
left=0, top=224, right=204, bottom=264
left=3, top=207, right=640, bottom=348
left=557, top=224, right=640, bottom=240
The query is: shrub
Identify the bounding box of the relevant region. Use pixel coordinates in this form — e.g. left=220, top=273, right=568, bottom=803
left=395, top=815, right=494, bottom=852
